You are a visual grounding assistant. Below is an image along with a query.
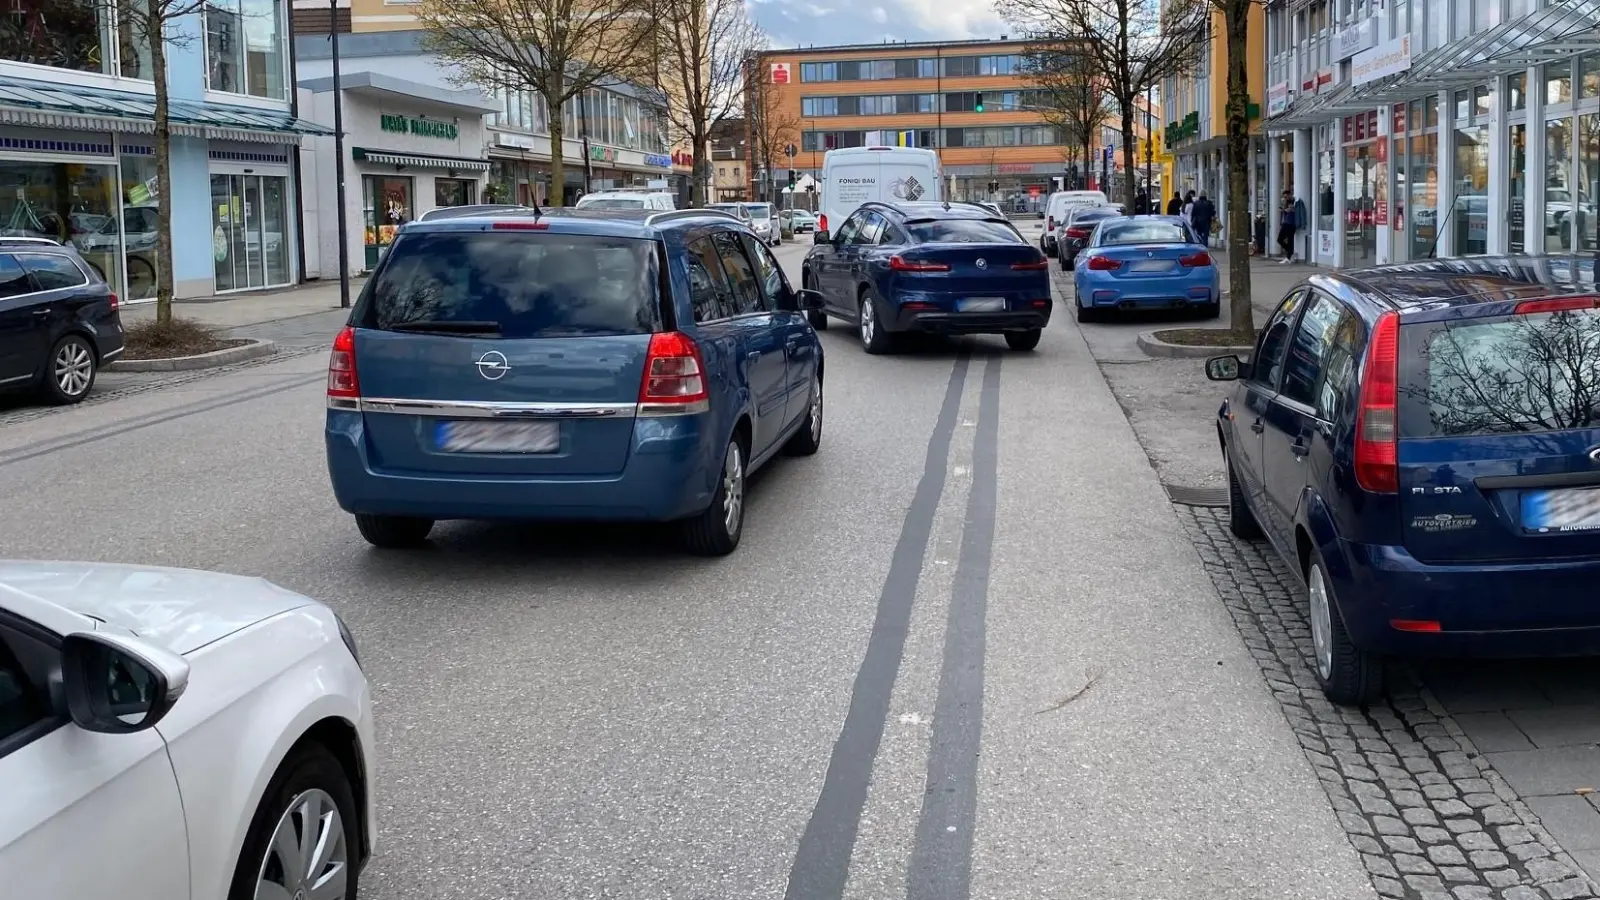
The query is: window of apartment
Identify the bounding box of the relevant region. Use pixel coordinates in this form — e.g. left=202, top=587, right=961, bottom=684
left=0, top=0, right=154, bottom=78
left=917, top=58, right=938, bottom=78
left=978, top=55, right=1019, bottom=76
left=801, top=97, right=839, bottom=116
left=1547, top=60, right=1573, bottom=106
left=861, top=60, right=896, bottom=80
left=944, top=92, right=977, bottom=112
left=801, top=62, right=838, bottom=82
left=942, top=56, right=979, bottom=78
left=206, top=0, right=286, bottom=98
left=1510, top=73, right=1527, bottom=112
left=859, top=95, right=895, bottom=115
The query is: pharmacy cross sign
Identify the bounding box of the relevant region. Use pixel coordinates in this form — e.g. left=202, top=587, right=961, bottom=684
left=380, top=114, right=459, bottom=141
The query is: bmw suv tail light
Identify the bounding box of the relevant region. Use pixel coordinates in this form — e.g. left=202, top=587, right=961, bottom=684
left=327, top=326, right=361, bottom=399
left=1354, top=310, right=1400, bottom=493
left=889, top=255, right=951, bottom=272
left=639, top=331, right=708, bottom=413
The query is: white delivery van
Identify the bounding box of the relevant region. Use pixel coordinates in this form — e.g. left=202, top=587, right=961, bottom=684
left=1043, top=190, right=1108, bottom=255
left=817, top=146, right=942, bottom=239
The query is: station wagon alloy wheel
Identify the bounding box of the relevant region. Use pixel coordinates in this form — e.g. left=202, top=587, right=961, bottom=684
left=54, top=338, right=94, bottom=398
left=255, top=788, right=349, bottom=900
left=722, top=443, right=745, bottom=538
left=809, top=380, right=822, bottom=445
left=1309, top=565, right=1334, bottom=681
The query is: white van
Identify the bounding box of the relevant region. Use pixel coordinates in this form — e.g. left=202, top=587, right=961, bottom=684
left=1043, top=190, right=1108, bottom=255
left=575, top=190, right=677, bottom=211
left=817, top=146, right=942, bottom=239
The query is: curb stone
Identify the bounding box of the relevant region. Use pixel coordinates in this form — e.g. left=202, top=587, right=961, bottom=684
left=109, top=339, right=276, bottom=372
left=1135, top=330, right=1253, bottom=359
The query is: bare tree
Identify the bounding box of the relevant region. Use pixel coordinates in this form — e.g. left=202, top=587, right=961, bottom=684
left=1021, top=43, right=1107, bottom=190
left=997, top=0, right=1209, bottom=211
left=745, top=55, right=800, bottom=204
left=1210, top=0, right=1264, bottom=339
left=418, top=0, right=653, bottom=205
left=649, top=0, right=763, bottom=206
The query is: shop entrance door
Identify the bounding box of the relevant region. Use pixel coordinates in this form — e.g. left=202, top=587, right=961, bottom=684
left=211, top=173, right=290, bottom=292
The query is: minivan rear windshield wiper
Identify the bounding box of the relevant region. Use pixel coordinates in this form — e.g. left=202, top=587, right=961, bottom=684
left=386, top=320, right=503, bottom=336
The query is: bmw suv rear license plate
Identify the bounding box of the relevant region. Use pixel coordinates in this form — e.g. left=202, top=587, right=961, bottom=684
left=436, top=420, right=560, bottom=454
left=1521, top=487, right=1600, bottom=534
left=959, top=297, right=1005, bottom=312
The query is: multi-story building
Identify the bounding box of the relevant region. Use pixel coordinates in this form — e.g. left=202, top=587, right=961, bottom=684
left=754, top=38, right=1161, bottom=210
left=710, top=119, right=748, bottom=202
left=0, top=0, right=327, bottom=301
left=1159, top=3, right=1268, bottom=233
left=1263, top=0, right=1599, bottom=268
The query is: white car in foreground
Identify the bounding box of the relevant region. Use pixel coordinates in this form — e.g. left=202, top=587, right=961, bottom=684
left=0, top=562, right=374, bottom=900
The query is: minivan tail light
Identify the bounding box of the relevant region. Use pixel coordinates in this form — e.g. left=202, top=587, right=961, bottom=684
left=1514, top=295, right=1600, bottom=314
left=1354, top=310, right=1400, bottom=494
left=328, top=326, right=360, bottom=399
left=889, top=255, right=951, bottom=272
left=639, top=331, right=708, bottom=408
left=1086, top=255, right=1122, bottom=271
left=107, top=292, right=119, bottom=311
left=1179, top=251, right=1213, bottom=267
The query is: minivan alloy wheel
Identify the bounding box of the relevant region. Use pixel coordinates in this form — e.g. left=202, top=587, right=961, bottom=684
left=255, top=787, right=348, bottom=900
left=722, top=442, right=745, bottom=537
left=1309, top=564, right=1334, bottom=681
left=809, top=379, right=823, bottom=445
left=54, top=339, right=94, bottom=397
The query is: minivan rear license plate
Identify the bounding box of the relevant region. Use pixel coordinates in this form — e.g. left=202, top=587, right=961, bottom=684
left=1521, top=487, right=1600, bottom=533
left=436, top=420, right=560, bottom=454
left=959, top=297, right=1005, bottom=312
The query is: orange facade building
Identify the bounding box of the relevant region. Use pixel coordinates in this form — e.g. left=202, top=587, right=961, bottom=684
left=752, top=38, right=1156, bottom=210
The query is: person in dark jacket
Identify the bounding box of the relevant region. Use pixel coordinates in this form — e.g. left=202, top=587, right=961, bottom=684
left=1133, top=188, right=1150, bottom=216
left=1166, top=191, right=1183, bottom=215
left=1189, top=190, right=1216, bottom=246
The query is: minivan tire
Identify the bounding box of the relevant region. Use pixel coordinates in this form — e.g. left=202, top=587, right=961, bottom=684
left=226, top=742, right=360, bottom=900
left=354, top=513, right=434, bottom=548
left=1005, top=329, right=1042, bottom=351
left=681, top=436, right=746, bottom=556
left=1225, top=454, right=1263, bottom=540
left=1307, top=553, right=1385, bottom=706
left=41, top=334, right=97, bottom=405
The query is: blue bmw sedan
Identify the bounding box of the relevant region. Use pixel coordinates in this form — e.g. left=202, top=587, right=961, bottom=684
left=1205, top=257, right=1600, bottom=704
left=1072, top=216, right=1220, bottom=321
left=801, top=201, right=1052, bottom=353
left=324, top=207, right=826, bottom=556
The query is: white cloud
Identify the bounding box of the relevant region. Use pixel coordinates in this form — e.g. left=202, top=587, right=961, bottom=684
left=754, top=0, right=1006, bottom=45
left=870, top=6, right=887, bottom=22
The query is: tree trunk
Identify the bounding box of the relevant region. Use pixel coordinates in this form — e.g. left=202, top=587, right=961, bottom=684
left=149, top=0, right=173, bottom=327
left=548, top=109, right=565, bottom=207
left=1120, top=103, right=1137, bottom=210
left=1223, top=2, right=1254, bottom=340
left=693, top=129, right=709, bottom=206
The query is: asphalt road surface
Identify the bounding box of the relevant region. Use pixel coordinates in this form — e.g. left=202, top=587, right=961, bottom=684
left=0, top=235, right=1383, bottom=900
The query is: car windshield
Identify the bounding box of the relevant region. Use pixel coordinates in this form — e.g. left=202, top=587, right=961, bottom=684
left=356, top=231, right=660, bottom=339
left=1402, top=305, right=1600, bottom=436
left=1097, top=221, right=1191, bottom=245
left=745, top=206, right=771, bottom=220
left=578, top=198, right=646, bottom=210
left=906, top=219, right=1022, bottom=243
left=709, top=205, right=743, bottom=215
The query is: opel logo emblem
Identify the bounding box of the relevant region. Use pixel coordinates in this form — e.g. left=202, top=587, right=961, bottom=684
left=476, top=350, right=511, bottom=380
left=1589, top=446, right=1600, bottom=463
left=975, top=258, right=987, bottom=269
left=1147, top=251, right=1155, bottom=257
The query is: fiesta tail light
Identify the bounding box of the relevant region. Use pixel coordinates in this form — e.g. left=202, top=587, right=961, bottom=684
left=889, top=255, right=951, bottom=272
left=1011, top=259, right=1050, bottom=270
left=1354, top=310, right=1400, bottom=494
left=639, top=331, right=708, bottom=406
left=328, top=325, right=360, bottom=399
left=1179, top=251, right=1213, bottom=267
left=1514, top=295, right=1600, bottom=314
left=1064, top=227, right=1089, bottom=239
left=107, top=292, right=118, bottom=311
left=1086, top=255, right=1122, bottom=271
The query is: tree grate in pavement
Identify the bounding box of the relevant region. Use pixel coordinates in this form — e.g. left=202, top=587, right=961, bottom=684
left=1164, top=483, right=1230, bottom=507
left=0, top=345, right=326, bottom=429
left=1174, top=504, right=1600, bottom=900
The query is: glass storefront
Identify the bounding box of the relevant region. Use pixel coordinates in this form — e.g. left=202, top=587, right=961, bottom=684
left=1546, top=116, right=1573, bottom=251
left=1408, top=131, right=1439, bottom=260
left=1581, top=113, right=1599, bottom=252
left=434, top=178, right=476, bottom=208
left=1453, top=124, right=1489, bottom=256
left=0, top=159, right=123, bottom=296
left=210, top=173, right=289, bottom=292
left=362, top=174, right=412, bottom=269
left=0, top=0, right=151, bottom=78
left=204, top=0, right=286, bottom=98
left=1509, top=123, right=1527, bottom=253
left=117, top=155, right=160, bottom=301
left=1344, top=143, right=1382, bottom=265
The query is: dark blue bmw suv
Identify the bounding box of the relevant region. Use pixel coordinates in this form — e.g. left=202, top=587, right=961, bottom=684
left=325, top=207, right=827, bottom=556
left=1206, top=257, right=1600, bottom=705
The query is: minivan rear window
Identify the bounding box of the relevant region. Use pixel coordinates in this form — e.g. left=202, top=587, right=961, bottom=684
left=356, top=231, right=660, bottom=338
left=1402, top=306, right=1600, bottom=436
left=906, top=219, right=1021, bottom=243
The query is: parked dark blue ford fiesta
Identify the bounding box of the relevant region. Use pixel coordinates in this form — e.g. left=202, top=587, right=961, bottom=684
left=1206, top=257, right=1600, bottom=705
left=324, top=207, right=827, bottom=556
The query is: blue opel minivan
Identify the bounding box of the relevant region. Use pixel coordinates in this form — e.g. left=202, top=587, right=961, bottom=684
left=325, top=208, right=827, bottom=556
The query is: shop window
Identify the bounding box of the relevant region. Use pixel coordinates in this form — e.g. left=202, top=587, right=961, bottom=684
left=0, top=0, right=150, bottom=78
left=118, top=155, right=162, bottom=301
left=1510, top=74, right=1527, bottom=112
left=212, top=173, right=290, bottom=291
left=435, top=178, right=476, bottom=208
left=1408, top=132, right=1438, bottom=261
left=1509, top=123, right=1527, bottom=253
left=1546, top=62, right=1573, bottom=107
left=1452, top=125, right=1488, bottom=255
left=1545, top=117, right=1573, bottom=252
left=1474, top=86, right=1491, bottom=119
left=0, top=159, right=122, bottom=296
left=1583, top=55, right=1600, bottom=100
left=1580, top=114, right=1599, bottom=253
left=206, top=0, right=286, bottom=99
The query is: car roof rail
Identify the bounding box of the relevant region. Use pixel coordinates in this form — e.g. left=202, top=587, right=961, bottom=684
left=0, top=236, right=63, bottom=246
left=644, top=208, right=742, bottom=226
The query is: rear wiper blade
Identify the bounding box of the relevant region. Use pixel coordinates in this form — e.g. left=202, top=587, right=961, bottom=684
left=387, top=320, right=503, bottom=336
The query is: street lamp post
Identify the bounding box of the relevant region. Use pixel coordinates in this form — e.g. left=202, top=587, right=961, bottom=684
left=1145, top=86, right=1154, bottom=195
left=330, top=0, right=350, bottom=308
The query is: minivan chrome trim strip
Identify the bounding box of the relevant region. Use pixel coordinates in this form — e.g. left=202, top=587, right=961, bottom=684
left=328, top=397, right=640, bottom=418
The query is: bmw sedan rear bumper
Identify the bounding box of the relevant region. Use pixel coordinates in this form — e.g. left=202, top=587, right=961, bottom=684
left=1076, top=270, right=1220, bottom=310
left=325, top=409, right=717, bottom=522
left=891, top=304, right=1051, bottom=335
left=1333, top=540, right=1600, bottom=657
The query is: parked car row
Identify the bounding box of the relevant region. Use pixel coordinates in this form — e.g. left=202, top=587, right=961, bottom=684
left=0, top=236, right=123, bottom=407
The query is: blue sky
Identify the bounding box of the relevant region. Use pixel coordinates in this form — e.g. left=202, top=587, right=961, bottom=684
left=750, top=0, right=1008, bottom=51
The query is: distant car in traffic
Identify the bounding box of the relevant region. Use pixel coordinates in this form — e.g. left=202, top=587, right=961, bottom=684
left=977, top=201, right=1005, bottom=218
left=1071, top=216, right=1219, bottom=321
left=0, top=560, right=374, bottom=900
left=800, top=200, right=1052, bottom=353
left=1043, top=189, right=1108, bottom=257
left=781, top=209, right=818, bottom=233
left=1056, top=206, right=1125, bottom=270
left=575, top=191, right=677, bottom=211
left=324, top=207, right=826, bottom=556
left=416, top=204, right=534, bottom=222
left=1204, top=257, right=1600, bottom=704
left=0, top=236, right=123, bottom=405
left=741, top=202, right=780, bottom=246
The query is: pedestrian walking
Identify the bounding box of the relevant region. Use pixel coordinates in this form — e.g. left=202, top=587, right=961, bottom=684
left=1277, top=190, right=1302, bottom=263
left=1180, top=190, right=1196, bottom=228
left=1190, top=190, right=1216, bottom=247
left=1166, top=191, right=1183, bottom=215
left=1133, top=188, right=1150, bottom=216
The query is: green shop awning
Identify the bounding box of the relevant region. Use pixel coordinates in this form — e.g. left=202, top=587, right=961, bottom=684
left=0, top=75, right=332, bottom=144
left=353, top=148, right=490, bottom=172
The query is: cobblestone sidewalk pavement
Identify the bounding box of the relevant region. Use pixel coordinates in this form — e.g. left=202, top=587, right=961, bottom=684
left=1177, top=503, right=1600, bottom=900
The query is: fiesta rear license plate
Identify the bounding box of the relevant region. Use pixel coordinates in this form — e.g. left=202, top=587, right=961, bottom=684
left=959, top=297, right=1006, bottom=312
left=436, top=420, right=560, bottom=454
left=1521, top=487, right=1600, bottom=533
left=1131, top=259, right=1175, bottom=272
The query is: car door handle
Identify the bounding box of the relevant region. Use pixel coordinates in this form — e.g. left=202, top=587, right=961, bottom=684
left=786, top=335, right=802, bottom=347
left=1250, top=419, right=1265, bottom=434
left=745, top=351, right=761, bottom=362
left=32, top=308, right=50, bottom=317
left=1291, top=438, right=1311, bottom=458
